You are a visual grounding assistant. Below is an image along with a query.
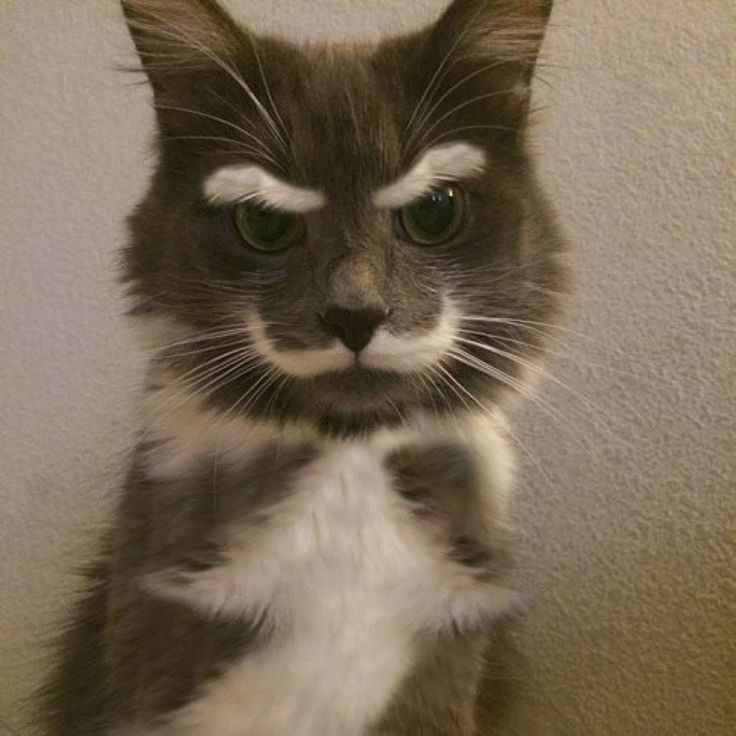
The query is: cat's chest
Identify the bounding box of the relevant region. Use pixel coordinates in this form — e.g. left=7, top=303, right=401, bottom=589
left=190, top=439, right=466, bottom=641
left=266, top=442, right=435, bottom=602
left=145, top=422, right=513, bottom=736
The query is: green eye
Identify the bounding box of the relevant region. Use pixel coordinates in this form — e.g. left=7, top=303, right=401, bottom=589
left=398, top=185, right=464, bottom=245
left=234, top=202, right=302, bottom=252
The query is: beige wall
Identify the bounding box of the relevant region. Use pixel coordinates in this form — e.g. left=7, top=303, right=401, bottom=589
left=1, top=1, right=733, bottom=734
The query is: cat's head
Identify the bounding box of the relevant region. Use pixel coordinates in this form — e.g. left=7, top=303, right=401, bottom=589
left=121, top=0, right=565, bottom=436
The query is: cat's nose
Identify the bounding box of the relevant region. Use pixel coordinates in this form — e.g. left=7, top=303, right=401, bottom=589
left=321, top=305, right=388, bottom=353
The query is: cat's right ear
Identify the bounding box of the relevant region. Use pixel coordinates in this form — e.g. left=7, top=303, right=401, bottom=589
left=411, top=0, right=553, bottom=132
left=120, top=0, right=245, bottom=102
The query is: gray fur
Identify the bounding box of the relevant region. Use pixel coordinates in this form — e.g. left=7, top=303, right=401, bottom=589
left=386, top=443, right=509, bottom=579
left=373, top=633, right=487, bottom=735
left=121, top=0, right=564, bottom=436
left=38, top=0, right=563, bottom=733
left=38, top=442, right=316, bottom=733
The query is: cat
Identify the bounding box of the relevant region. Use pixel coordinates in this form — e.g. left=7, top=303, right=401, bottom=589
left=37, top=0, right=566, bottom=734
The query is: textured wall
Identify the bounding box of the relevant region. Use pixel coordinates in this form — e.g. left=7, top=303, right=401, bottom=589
left=1, top=1, right=733, bottom=734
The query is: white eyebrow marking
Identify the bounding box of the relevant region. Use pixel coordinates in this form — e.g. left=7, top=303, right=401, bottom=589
left=203, top=164, right=325, bottom=213
left=373, top=142, right=486, bottom=209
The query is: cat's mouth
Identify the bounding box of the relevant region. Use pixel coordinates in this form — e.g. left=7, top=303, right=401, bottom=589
left=248, top=299, right=459, bottom=380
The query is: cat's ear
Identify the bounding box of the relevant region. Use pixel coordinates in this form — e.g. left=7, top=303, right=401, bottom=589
left=418, top=0, right=552, bottom=128
left=120, top=0, right=246, bottom=100
left=431, top=0, right=552, bottom=78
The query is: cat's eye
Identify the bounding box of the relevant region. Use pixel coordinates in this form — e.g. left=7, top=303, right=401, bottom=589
left=233, top=202, right=303, bottom=253
left=398, top=184, right=464, bottom=246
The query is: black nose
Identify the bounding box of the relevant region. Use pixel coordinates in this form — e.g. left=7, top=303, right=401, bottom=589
left=321, top=305, right=388, bottom=353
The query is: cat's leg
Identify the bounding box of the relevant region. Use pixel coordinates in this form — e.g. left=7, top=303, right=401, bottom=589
left=35, top=564, right=114, bottom=736
left=370, top=633, right=486, bottom=736
left=36, top=555, right=266, bottom=736
left=376, top=439, right=519, bottom=736
left=474, top=622, right=526, bottom=736
left=371, top=623, right=524, bottom=736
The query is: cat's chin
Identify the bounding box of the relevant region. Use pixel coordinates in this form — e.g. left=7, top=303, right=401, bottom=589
left=282, top=365, right=425, bottom=433
left=311, top=364, right=413, bottom=400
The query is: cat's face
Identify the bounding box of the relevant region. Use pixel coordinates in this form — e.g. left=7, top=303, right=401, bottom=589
left=122, top=0, right=564, bottom=435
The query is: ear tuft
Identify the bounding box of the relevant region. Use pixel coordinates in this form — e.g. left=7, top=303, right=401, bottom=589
left=401, top=0, right=553, bottom=147
left=434, top=0, right=552, bottom=80
left=120, top=0, right=243, bottom=91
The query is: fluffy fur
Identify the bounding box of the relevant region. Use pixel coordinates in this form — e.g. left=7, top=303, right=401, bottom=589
left=135, top=410, right=517, bottom=736
left=204, top=164, right=326, bottom=212
left=37, top=0, right=564, bottom=734
left=373, top=142, right=487, bottom=208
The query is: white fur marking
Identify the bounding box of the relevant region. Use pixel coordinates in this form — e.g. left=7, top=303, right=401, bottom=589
left=361, top=295, right=460, bottom=373
left=245, top=310, right=353, bottom=378
left=373, top=142, right=486, bottom=208
left=204, top=164, right=325, bottom=213
left=247, top=296, right=459, bottom=378
left=144, top=416, right=516, bottom=736
left=126, top=311, right=192, bottom=353
left=140, top=376, right=316, bottom=480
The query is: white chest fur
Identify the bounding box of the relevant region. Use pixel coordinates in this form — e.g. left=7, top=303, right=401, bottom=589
left=141, top=406, right=516, bottom=736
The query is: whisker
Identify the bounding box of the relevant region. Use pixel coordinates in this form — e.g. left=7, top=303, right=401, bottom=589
left=407, top=59, right=512, bottom=150
left=202, top=84, right=292, bottom=171
left=461, top=316, right=623, bottom=352
left=413, top=89, right=520, bottom=151
left=433, top=360, right=554, bottom=490
left=160, top=339, right=255, bottom=360
left=454, top=336, right=585, bottom=401
left=160, top=135, right=285, bottom=170
left=456, top=328, right=660, bottom=388
left=432, top=363, right=477, bottom=416
left=421, top=124, right=520, bottom=151
left=448, top=345, right=606, bottom=439
left=245, top=31, right=289, bottom=148
left=143, top=327, right=252, bottom=353
left=154, top=104, right=278, bottom=159
left=449, top=255, right=561, bottom=288
left=403, top=25, right=464, bottom=138
left=186, top=350, right=262, bottom=392
left=202, top=363, right=279, bottom=437
left=159, top=343, right=258, bottom=385
left=224, top=365, right=282, bottom=420
left=128, top=13, right=288, bottom=157
left=403, top=3, right=487, bottom=153
left=262, top=372, right=293, bottom=419
left=421, top=368, right=453, bottom=415
left=144, top=354, right=260, bottom=424
left=451, top=335, right=636, bottom=446
left=448, top=348, right=527, bottom=395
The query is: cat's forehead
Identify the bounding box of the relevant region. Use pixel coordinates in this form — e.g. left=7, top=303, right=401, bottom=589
left=200, top=42, right=435, bottom=214
left=202, top=42, right=487, bottom=218
left=125, top=0, right=553, bottom=211
left=277, top=46, right=404, bottom=195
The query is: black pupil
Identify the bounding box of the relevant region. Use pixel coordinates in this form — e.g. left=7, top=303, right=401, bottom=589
left=245, top=205, right=291, bottom=243
left=408, top=187, right=455, bottom=237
